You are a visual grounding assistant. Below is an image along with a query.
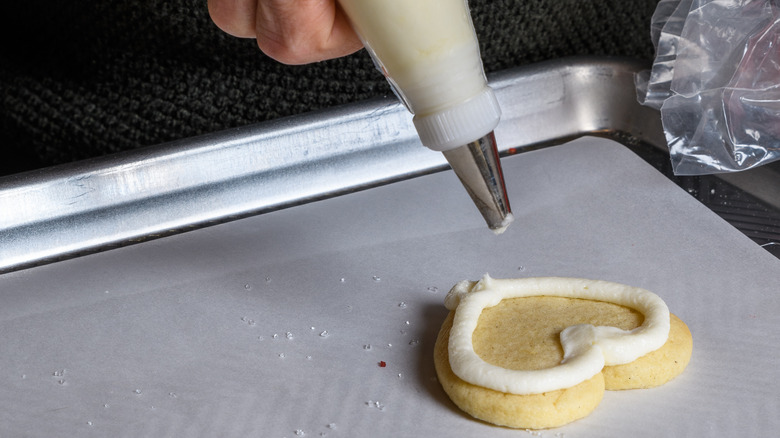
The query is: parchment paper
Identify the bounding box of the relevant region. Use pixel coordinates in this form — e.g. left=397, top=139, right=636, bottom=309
left=1, top=137, right=778, bottom=437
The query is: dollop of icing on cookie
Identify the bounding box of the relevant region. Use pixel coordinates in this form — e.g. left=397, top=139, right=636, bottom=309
left=445, top=275, right=671, bottom=395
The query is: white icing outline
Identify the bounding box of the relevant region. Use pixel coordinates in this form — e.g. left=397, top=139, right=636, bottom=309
left=445, top=275, right=670, bottom=395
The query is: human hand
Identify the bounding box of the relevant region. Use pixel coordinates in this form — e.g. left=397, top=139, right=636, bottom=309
left=207, top=0, right=364, bottom=65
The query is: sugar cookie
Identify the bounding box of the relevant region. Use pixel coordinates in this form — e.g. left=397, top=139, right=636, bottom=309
left=434, top=275, right=692, bottom=429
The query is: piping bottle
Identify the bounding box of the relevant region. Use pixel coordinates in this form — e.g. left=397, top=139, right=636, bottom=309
left=338, top=0, right=513, bottom=232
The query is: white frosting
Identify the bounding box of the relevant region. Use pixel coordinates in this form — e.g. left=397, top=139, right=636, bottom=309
left=445, top=275, right=671, bottom=395
left=489, top=213, right=515, bottom=235
left=338, top=0, right=486, bottom=116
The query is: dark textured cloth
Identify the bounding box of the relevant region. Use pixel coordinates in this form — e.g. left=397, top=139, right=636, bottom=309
left=0, top=0, right=658, bottom=176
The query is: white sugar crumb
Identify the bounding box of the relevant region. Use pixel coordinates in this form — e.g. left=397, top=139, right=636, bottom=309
left=366, top=400, right=386, bottom=411
left=522, top=429, right=554, bottom=437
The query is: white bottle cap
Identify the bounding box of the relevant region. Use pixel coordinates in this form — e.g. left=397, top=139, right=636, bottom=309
left=412, top=87, right=501, bottom=152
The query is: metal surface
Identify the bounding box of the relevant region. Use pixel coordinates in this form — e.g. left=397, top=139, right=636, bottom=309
left=443, top=132, right=512, bottom=232
left=0, top=57, right=776, bottom=273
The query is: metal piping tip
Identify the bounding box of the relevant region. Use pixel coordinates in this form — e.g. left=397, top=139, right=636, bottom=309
left=442, top=132, right=513, bottom=233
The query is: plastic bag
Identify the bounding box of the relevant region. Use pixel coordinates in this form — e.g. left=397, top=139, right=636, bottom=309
left=636, top=0, right=780, bottom=175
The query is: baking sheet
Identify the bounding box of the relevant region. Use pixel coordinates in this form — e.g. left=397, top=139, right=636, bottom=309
left=1, top=137, right=778, bottom=437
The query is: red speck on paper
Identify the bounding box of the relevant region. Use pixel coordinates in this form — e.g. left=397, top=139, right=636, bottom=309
left=378, top=361, right=386, bottom=368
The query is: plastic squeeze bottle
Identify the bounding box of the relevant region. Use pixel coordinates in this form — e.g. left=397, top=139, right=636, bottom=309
left=338, top=0, right=513, bottom=233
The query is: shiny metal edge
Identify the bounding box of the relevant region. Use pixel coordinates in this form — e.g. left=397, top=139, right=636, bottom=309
left=0, top=57, right=664, bottom=273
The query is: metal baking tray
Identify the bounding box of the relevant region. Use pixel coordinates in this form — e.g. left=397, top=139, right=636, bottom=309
left=1, top=56, right=778, bottom=274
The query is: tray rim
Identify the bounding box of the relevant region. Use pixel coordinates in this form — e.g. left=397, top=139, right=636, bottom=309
left=0, top=56, right=764, bottom=274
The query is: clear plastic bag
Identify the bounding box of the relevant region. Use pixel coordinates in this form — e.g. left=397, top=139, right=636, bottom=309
left=637, top=0, right=780, bottom=175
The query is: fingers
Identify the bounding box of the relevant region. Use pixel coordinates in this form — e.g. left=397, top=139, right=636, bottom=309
left=208, top=0, right=364, bottom=65
left=208, top=0, right=258, bottom=38
left=255, top=0, right=363, bottom=64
